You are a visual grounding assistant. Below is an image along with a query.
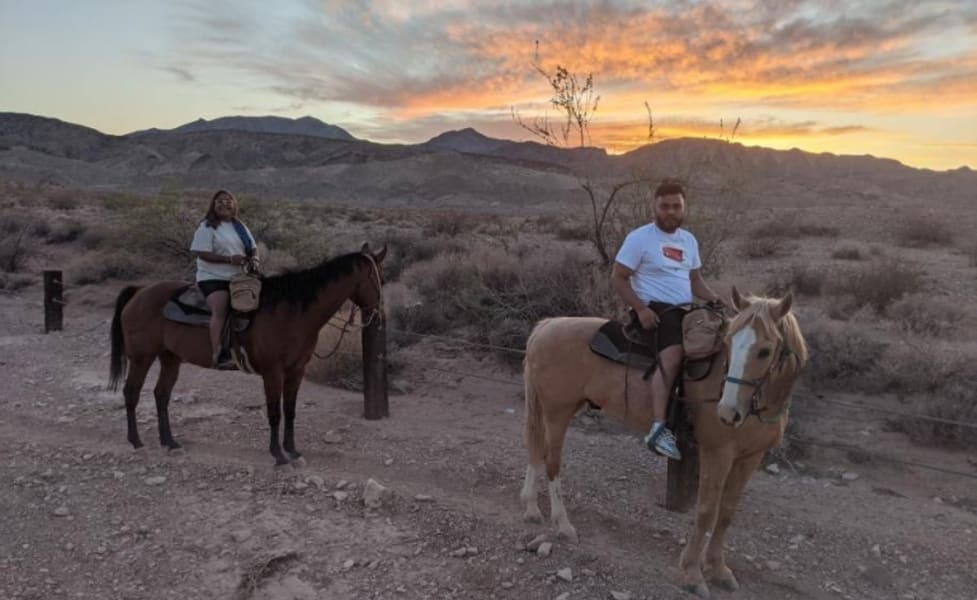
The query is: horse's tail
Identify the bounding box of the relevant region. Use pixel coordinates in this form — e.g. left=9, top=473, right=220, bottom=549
left=109, top=285, right=140, bottom=391
left=524, top=321, right=549, bottom=466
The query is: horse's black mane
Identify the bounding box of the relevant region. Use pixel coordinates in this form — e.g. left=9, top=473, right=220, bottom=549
left=260, top=252, right=364, bottom=310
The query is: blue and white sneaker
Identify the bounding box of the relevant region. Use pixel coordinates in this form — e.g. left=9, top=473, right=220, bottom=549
left=644, top=423, right=682, bottom=460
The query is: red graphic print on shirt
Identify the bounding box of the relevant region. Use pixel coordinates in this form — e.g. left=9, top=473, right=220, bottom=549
left=662, top=246, right=684, bottom=263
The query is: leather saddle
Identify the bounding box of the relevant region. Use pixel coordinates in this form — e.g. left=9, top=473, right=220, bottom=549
left=589, top=319, right=718, bottom=382
left=162, top=285, right=250, bottom=332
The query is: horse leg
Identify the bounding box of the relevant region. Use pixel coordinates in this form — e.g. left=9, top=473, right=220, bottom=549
left=262, top=369, right=288, bottom=466
left=545, top=406, right=582, bottom=542
left=282, top=367, right=305, bottom=462
left=680, top=449, right=734, bottom=599
left=124, top=357, right=154, bottom=449
left=520, top=375, right=546, bottom=524
left=153, top=351, right=182, bottom=451
left=704, top=451, right=764, bottom=591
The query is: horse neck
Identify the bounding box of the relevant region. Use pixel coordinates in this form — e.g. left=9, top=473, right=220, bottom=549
left=304, top=266, right=365, bottom=331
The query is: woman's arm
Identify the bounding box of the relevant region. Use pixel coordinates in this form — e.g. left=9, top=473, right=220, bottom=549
left=192, top=251, right=245, bottom=265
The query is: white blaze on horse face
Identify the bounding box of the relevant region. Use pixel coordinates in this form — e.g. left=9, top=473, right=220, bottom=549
left=719, top=326, right=757, bottom=422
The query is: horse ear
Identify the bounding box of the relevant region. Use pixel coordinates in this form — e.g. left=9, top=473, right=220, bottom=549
left=360, top=242, right=371, bottom=254
left=772, top=292, right=793, bottom=321
left=373, top=244, right=387, bottom=263
left=731, top=285, right=750, bottom=311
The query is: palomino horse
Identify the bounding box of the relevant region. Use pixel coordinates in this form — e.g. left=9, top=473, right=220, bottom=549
left=109, top=245, right=385, bottom=466
left=521, top=287, right=806, bottom=597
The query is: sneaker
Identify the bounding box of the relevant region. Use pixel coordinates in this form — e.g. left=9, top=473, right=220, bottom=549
left=644, top=423, right=682, bottom=460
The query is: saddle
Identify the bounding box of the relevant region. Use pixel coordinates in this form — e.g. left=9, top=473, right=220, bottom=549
left=588, top=319, right=724, bottom=386
left=162, top=285, right=251, bottom=333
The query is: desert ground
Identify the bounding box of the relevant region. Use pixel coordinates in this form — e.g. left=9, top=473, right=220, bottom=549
left=1, top=180, right=976, bottom=600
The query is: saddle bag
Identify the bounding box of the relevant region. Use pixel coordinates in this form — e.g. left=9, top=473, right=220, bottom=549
left=229, top=273, right=262, bottom=312
left=682, top=306, right=726, bottom=360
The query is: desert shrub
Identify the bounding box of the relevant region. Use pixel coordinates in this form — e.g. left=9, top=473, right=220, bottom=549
left=740, top=236, right=784, bottom=259
left=112, top=198, right=199, bottom=265
left=381, top=229, right=463, bottom=281
left=751, top=212, right=837, bottom=239
left=766, top=265, right=825, bottom=296
left=80, top=226, right=108, bottom=250
left=887, top=294, right=967, bottom=338
left=0, top=273, right=33, bottom=291
left=831, top=260, right=923, bottom=312
left=393, top=247, right=612, bottom=363
left=830, top=245, right=864, bottom=260
left=71, top=252, right=153, bottom=285
left=0, top=231, right=29, bottom=273
left=0, top=214, right=26, bottom=235
left=893, top=217, right=953, bottom=248
left=555, top=220, right=591, bottom=241
left=424, top=211, right=478, bottom=238
left=347, top=209, right=373, bottom=223
left=45, top=220, right=86, bottom=244
left=47, top=190, right=80, bottom=210
left=803, top=318, right=887, bottom=389
left=304, top=311, right=363, bottom=390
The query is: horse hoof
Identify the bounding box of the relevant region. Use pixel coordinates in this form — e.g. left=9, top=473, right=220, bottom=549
left=711, top=576, right=738, bottom=592
left=274, top=457, right=290, bottom=467
left=684, top=582, right=710, bottom=598
left=523, top=510, right=543, bottom=524
left=557, top=527, right=578, bottom=544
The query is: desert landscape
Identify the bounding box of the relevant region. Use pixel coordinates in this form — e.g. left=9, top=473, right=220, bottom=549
left=0, top=110, right=976, bottom=600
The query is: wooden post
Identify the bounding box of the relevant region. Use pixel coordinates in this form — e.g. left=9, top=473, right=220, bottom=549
left=362, top=312, right=389, bottom=420
left=43, top=270, right=63, bottom=333
left=665, top=404, right=698, bottom=512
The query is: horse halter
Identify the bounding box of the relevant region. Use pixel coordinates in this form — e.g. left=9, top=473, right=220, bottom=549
left=723, top=336, right=794, bottom=424
left=358, top=252, right=384, bottom=326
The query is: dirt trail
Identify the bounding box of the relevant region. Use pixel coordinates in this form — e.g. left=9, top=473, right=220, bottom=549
left=1, top=298, right=976, bottom=600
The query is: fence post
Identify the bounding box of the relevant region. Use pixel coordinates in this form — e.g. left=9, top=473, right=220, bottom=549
left=362, top=312, right=389, bottom=420
left=665, top=405, right=698, bottom=512
left=43, top=270, right=63, bottom=333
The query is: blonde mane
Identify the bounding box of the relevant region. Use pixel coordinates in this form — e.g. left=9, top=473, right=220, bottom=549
left=728, top=295, right=808, bottom=369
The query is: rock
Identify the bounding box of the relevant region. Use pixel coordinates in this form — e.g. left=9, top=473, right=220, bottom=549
left=871, top=544, right=882, bottom=559
left=144, top=476, right=166, bottom=486
left=384, top=458, right=394, bottom=466
left=112, top=471, right=124, bottom=480
left=610, top=592, right=632, bottom=600
left=306, top=475, right=325, bottom=489
left=765, top=463, right=781, bottom=475
left=582, top=569, right=596, bottom=577
left=860, top=565, right=894, bottom=588
left=536, top=542, right=553, bottom=558
left=841, top=472, right=859, bottom=481
left=322, top=431, right=343, bottom=444
left=414, top=494, right=434, bottom=502
left=231, top=529, right=252, bottom=543
left=362, top=478, right=388, bottom=508
left=557, top=568, right=572, bottom=582
left=766, top=560, right=781, bottom=571
left=501, top=581, right=513, bottom=589
left=449, top=547, right=468, bottom=558
left=790, top=534, right=806, bottom=545
left=526, top=534, right=548, bottom=552
left=555, top=593, right=570, bottom=600
left=466, top=546, right=478, bottom=556
left=53, top=506, right=70, bottom=517
left=343, top=559, right=355, bottom=571
left=333, top=491, right=349, bottom=502
left=336, top=480, right=348, bottom=490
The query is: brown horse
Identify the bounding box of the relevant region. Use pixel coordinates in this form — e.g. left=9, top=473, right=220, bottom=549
left=109, top=244, right=386, bottom=466
left=520, top=287, right=806, bottom=597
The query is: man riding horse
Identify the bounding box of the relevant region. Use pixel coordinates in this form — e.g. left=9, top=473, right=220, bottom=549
left=610, top=180, right=723, bottom=460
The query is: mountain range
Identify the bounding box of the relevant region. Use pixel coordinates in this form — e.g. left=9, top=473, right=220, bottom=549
left=0, top=112, right=973, bottom=211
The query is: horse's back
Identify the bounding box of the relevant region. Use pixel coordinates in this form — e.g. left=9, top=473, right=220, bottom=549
left=526, top=316, right=608, bottom=354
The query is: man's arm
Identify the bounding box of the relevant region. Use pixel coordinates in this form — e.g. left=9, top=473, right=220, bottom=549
left=192, top=251, right=245, bottom=265
left=611, top=262, right=659, bottom=329
left=690, top=269, right=721, bottom=303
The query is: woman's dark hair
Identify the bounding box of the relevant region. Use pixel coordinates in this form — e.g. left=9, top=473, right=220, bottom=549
left=203, top=189, right=239, bottom=228
left=654, top=180, right=685, bottom=199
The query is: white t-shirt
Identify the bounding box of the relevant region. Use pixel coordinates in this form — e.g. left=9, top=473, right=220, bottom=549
left=615, top=222, right=701, bottom=305
left=190, top=220, right=256, bottom=282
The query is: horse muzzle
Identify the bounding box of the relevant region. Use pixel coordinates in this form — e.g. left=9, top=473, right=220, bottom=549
left=717, top=401, right=746, bottom=427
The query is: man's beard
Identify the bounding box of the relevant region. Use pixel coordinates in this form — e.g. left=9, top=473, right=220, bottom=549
left=655, top=213, right=684, bottom=232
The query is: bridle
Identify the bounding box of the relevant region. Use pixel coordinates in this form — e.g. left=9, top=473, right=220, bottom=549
left=723, top=332, right=795, bottom=424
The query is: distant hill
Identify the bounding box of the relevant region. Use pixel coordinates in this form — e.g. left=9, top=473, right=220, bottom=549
left=131, top=115, right=356, bottom=141
left=1, top=112, right=974, bottom=211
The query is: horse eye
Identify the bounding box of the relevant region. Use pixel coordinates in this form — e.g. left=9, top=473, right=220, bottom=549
left=757, top=348, right=771, bottom=359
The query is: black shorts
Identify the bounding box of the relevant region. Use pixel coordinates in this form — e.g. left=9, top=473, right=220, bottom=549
left=629, top=302, right=688, bottom=351
left=197, top=279, right=230, bottom=298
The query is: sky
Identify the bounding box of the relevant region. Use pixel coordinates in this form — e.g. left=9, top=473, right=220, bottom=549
left=1, top=0, right=976, bottom=170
